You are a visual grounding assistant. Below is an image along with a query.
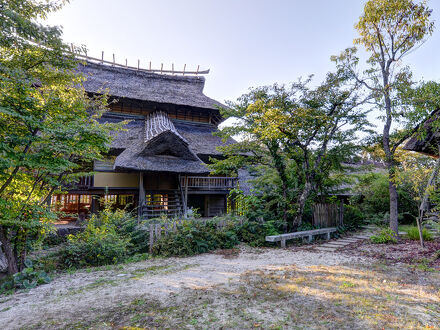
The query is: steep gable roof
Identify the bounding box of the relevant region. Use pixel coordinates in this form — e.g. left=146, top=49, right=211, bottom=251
left=78, top=62, right=225, bottom=111
left=113, top=111, right=208, bottom=174
left=403, top=109, right=440, bottom=157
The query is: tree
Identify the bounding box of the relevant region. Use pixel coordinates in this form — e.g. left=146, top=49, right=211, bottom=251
left=212, top=72, right=370, bottom=229
left=399, top=81, right=440, bottom=246
left=0, top=0, right=117, bottom=274
left=333, top=0, right=435, bottom=235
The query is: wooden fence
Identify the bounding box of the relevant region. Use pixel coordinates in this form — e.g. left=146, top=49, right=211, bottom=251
left=145, top=218, right=245, bottom=253
left=312, top=202, right=344, bottom=228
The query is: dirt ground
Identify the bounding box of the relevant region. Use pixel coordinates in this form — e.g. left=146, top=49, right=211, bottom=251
left=0, top=243, right=439, bottom=329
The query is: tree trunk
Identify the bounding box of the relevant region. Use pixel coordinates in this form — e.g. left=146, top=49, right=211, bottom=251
left=0, top=227, right=18, bottom=275
left=416, top=210, right=425, bottom=249
left=389, top=179, right=399, bottom=235
left=282, top=182, right=288, bottom=232
left=382, top=82, right=399, bottom=236
left=294, top=181, right=312, bottom=228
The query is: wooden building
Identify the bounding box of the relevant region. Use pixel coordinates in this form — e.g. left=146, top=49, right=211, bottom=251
left=404, top=109, right=440, bottom=158
left=52, top=61, right=238, bottom=220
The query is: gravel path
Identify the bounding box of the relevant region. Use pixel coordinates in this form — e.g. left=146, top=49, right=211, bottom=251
left=0, top=246, right=371, bottom=329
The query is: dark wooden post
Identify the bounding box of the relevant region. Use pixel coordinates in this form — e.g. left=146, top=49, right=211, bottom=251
left=339, top=200, right=344, bottom=226
left=184, top=175, right=189, bottom=218
left=138, top=173, right=145, bottom=220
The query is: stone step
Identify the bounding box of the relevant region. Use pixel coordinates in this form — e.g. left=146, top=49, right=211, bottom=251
left=315, top=247, right=337, bottom=252
left=319, top=245, right=342, bottom=250
left=325, top=242, right=351, bottom=246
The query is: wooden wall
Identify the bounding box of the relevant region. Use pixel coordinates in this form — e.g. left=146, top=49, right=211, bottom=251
left=94, top=172, right=139, bottom=188
left=109, top=103, right=211, bottom=123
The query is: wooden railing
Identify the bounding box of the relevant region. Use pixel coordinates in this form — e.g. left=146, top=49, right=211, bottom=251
left=64, top=176, right=94, bottom=190
left=180, top=176, right=237, bottom=190
left=78, top=176, right=94, bottom=188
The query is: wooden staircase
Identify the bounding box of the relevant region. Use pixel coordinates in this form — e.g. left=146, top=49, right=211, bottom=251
left=141, top=191, right=183, bottom=219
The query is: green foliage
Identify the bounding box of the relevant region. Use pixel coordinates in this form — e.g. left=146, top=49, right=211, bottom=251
left=235, top=220, right=280, bottom=247
left=351, top=172, right=418, bottom=224
left=296, top=222, right=315, bottom=231
left=0, top=0, right=121, bottom=274
left=211, top=72, right=370, bottom=229
left=59, top=213, right=131, bottom=268
left=370, top=228, right=398, bottom=244
left=333, top=0, right=435, bottom=234
left=93, top=207, right=150, bottom=255
left=0, top=259, right=51, bottom=294
left=152, top=220, right=239, bottom=257
left=152, top=217, right=283, bottom=256
left=406, top=226, right=433, bottom=241
left=343, top=204, right=364, bottom=228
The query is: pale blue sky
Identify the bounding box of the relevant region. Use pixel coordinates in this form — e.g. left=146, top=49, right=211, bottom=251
left=47, top=0, right=440, bottom=105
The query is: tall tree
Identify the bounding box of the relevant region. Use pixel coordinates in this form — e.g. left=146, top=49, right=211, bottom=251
left=212, top=72, right=370, bottom=229
left=333, top=0, right=434, bottom=234
left=0, top=0, right=117, bottom=274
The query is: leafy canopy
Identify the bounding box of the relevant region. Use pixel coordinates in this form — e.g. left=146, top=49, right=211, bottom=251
left=0, top=0, right=120, bottom=274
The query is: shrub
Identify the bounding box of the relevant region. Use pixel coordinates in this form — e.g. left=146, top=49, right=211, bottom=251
left=370, top=228, right=397, bottom=244
left=343, top=204, right=364, bottom=228
left=0, top=259, right=51, bottom=294
left=236, top=220, right=280, bottom=247
left=297, top=222, right=315, bottom=231
left=152, top=220, right=239, bottom=257
left=406, top=226, right=433, bottom=241
left=59, top=216, right=130, bottom=268
left=352, top=173, right=418, bottom=224
left=101, top=208, right=150, bottom=254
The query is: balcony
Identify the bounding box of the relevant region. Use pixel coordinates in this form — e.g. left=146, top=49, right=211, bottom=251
left=180, top=176, right=237, bottom=190
left=64, top=176, right=94, bottom=190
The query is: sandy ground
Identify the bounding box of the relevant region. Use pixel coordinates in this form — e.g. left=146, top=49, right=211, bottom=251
left=0, top=246, right=369, bottom=329
left=1, top=242, right=439, bottom=329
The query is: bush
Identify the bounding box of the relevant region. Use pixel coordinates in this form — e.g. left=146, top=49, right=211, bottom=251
left=343, top=204, right=364, bottom=228
left=352, top=173, right=418, bottom=224
left=370, top=228, right=397, bottom=244
left=406, top=226, right=433, bottom=241
left=152, top=220, right=239, bottom=257
left=0, top=259, right=51, bottom=294
left=59, top=215, right=130, bottom=268
left=296, top=222, right=315, bottom=232
left=100, top=208, right=150, bottom=254
left=236, top=220, right=280, bottom=247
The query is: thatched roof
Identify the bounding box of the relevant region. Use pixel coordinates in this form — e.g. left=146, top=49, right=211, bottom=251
left=403, top=110, right=440, bottom=157
left=107, top=111, right=227, bottom=174
left=174, top=121, right=236, bottom=156
left=78, top=61, right=225, bottom=111
left=114, top=144, right=208, bottom=174
left=99, top=112, right=236, bottom=158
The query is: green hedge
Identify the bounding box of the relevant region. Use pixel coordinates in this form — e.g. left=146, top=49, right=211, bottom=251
left=152, top=218, right=280, bottom=257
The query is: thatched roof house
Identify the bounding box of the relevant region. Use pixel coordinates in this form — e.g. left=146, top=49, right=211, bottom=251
left=79, top=62, right=224, bottom=116
left=404, top=109, right=440, bottom=157
left=54, top=61, right=240, bottom=220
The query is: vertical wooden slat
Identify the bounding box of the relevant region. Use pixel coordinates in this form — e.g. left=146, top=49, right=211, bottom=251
left=149, top=224, right=154, bottom=253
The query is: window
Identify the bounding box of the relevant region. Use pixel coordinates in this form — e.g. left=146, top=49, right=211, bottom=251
left=102, top=194, right=135, bottom=210
left=51, top=194, right=92, bottom=221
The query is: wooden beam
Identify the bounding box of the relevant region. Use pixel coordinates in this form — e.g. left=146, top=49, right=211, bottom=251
left=138, top=173, right=145, bottom=220
left=74, top=53, right=210, bottom=75
left=184, top=175, right=189, bottom=218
